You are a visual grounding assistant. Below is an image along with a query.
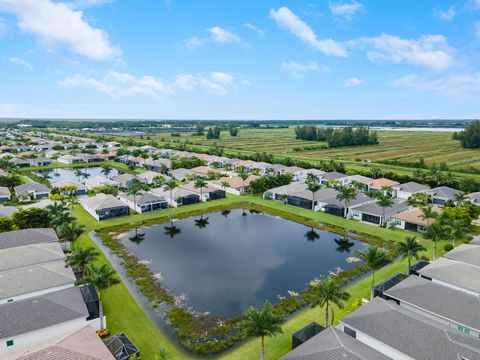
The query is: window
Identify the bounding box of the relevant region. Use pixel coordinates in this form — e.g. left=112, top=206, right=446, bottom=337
left=7, top=299, right=13, bottom=303
left=6, top=340, right=13, bottom=347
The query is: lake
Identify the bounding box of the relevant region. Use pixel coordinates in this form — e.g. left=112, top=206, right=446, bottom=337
left=43, top=166, right=120, bottom=182
left=120, top=209, right=365, bottom=318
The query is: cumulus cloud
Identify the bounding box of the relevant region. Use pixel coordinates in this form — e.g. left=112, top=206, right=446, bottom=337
left=60, top=70, right=242, bottom=97
left=207, top=26, right=241, bottom=43
left=0, top=0, right=120, bottom=60
left=392, top=73, right=480, bottom=101
left=434, top=6, right=456, bottom=21
left=281, top=61, right=328, bottom=79
left=9, top=57, right=33, bottom=70
left=270, top=6, right=348, bottom=57
left=344, top=77, right=365, bottom=87
left=349, top=33, right=455, bottom=70
left=329, top=1, right=363, bottom=20
left=244, top=23, right=265, bottom=37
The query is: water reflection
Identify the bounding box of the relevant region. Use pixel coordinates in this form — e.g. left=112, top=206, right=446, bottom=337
left=194, top=215, right=209, bottom=229
left=121, top=209, right=365, bottom=317
left=221, top=209, right=231, bottom=218
left=304, top=228, right=320, bottom=242
left=334, top=237, right=355, bottom=253
left=129, top=227, right=145, bottom=244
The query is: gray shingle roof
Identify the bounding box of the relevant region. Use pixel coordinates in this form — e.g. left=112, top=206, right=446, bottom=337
left=350, top=199, right=409, bottom=218
left=0, top=287, right=88, bottom=340
left=14, top=182, right=50, bottom=195
left=80, top=194, right=128, bottom=211
left=427, top=186, right=461, bottom=200
left=418, top=258, right=480, bottom=294
left=444, top=244, right=480, bottom=267
left=0, top=186, right=11, bottom=197
left=280, top=327, right=390, bottom=360
left=0, top=228, right=58, bottom=250
left=320, top=172, right=347, bottom=180
left=394, top=181, right=430, bottom=193
left=384, top=275, right=480, bottom=333
left=0, top=205, right=17, bottom=218
left=0, top=242, right=65, bottom=272
left=118, top=191, right=167, bottom=205
left=0, top=261, right=76, bottom=300
left=341, top=297, right=480, bottom=360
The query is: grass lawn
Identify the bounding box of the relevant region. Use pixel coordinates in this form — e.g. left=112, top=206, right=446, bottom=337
left=16, top=160, right=146, bottom=174
left=73, top=195, right=443, bottom=360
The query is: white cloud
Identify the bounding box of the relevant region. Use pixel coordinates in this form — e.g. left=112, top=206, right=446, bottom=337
left=281, top=61, right=328, bottom=79
left=434, top=6, right=456, bottom=21
left=182, top=36, right=205, bottom=49
left=9, top=57, right=33, bottom=70
left=344, top=77, right=364, bottom=87
left=244, top=23, right=265, bottom=37
left=60, top=70, right=242, bottom=97
left=392, top=73, right=480, bottom=101
left=0, top=0, right=120, bottom=60
left=68, top=0, right=114, bottom=9
left=270, top=7, right=348, bottom=57
left=350, top=33, right=455, bottom=70
left=0, top=16, right=6, bottom=36
left=207, top=26, right=241, bottom=43
left=329, top=1, right=363, bottom=20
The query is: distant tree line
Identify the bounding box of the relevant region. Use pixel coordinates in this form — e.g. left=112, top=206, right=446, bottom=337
left=452, top=121, right=480, bottom=148
left=294, top=126, right=378, bottom=148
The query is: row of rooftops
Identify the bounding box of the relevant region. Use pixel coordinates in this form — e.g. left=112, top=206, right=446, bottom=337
left=282, top=241, right=480, bottom=360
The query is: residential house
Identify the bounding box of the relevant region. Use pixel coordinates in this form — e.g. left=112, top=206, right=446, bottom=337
left=57, top=154, right=82, bottom=164
left=319, top=172, right=347, bottom=186
left=143, top=158, right=171, bottom=172
left=468, top=192, right=480, bottom=206
left=83, top=176, right=120, bottom=189
left=0, top=228, right=58, bottom=250
left=369, top=177, right=400, bottom=192
left=151, top=186, right=200, bottom=207
left=210, top=175, right=259, bottom=195
left=14, top=182, right=50, bottom=201
left=426, top=186, right=461, bottom=205
left=283, top=166, right=306, bottom=181
left=339, top=296, right=480, bottom=360
left=80, top=194, right=129, bottom=221
left=27, top=157, right=52, bottom=167
left=0, top=287, right=90, bottom=355
left=50, top=179, right=87, bottom=196
left=179, top=182, right=226, bottom=201
left=136, top=170, right=166, bottom=185
left=391, top=206, right=442, bottom=232
left=169, top=168, right=192, bottom=181
left=0, top=186, right=11, bottom=202
left=280, top=327, right=390, bottom=360
left=263, top=182, right=308, bottom=201
left=10, top=158, right=30, bottom=168
left=0, top=242, right=64, bottom=273
left=190, top=166, right=218, bottom=179
left=295, top=169, right=325, bottom=183
left=118, top=191, right=168, bottom=214
left=0, top=205, right=16, bottom=218
left=341, top=175, right=373, bottom=192
left=444, top=243, right=480, bottom=268
left=349, top=199, right=409, bottom=226
left=393, top=181, right=430, bottom=200
left=110, top=173, right=141, bottom=188
left=3, top=325, right=115, bottom=360
left=383, top=275, right=480, bottom=337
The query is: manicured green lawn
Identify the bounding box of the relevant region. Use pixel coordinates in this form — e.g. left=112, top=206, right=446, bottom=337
left=74, top=195, right=442, bottom=360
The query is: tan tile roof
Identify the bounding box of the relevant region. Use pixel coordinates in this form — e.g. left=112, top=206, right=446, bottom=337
left=369, top=178, right=400, bottom=189
left=391, top=206, right=442, bottom=225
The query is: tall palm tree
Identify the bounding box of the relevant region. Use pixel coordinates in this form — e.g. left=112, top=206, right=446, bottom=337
left=310, top=276, right=350, bottom=327
left=336, top=185, right=357, bottom=218
left=238, top=171, right=249, bottom=195
left=59, top=221, right=85, bottom=250
left=101, top=165, right=113, bottom=178
left=88, top=263, right=119, bottom=330
left=66, top=246, right=99, bottom=278
left=443, top=218, right=469, bottom=247
left=127, top=181, right=143, bottom=213
left=243, top=301, right=284, bottom=360
left=420, top=205, right=438, bottom=227
left=221, top=180, right=230, bottom=192
left=307, top=181, right=321, bottom=211
left=354, top=245, right=390, bottom=299
left=305, top=173, right=319, bottom=185
left=424, top=222, right=444, bottom=260
left=153, top=175, right=166, bottom=188
left=163, top=180, right=178, bottom=207
left=375, top=193, right=393, bottom=227
left=194, top=178, right=208, bottom=201
left=37, top=170, right=51, bottom=184
left=454, top=191, right=467, bottom=206
left=397, top=236, right=426, bottom=274
left=66, top=196, right=79, bottom=212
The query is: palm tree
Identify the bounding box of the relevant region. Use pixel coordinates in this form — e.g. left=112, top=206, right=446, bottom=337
left=307, top=181, right=321, bottom=211
left=66, top=196, right=79, bottom=212
left=375, top=193, right=393, bottom=227
left=127, top=181, right=143, bottom=213
left=305, top=173, right=319, bottom=185
left=74, top=168, right=84, bottom=183
left=221, top=181, right=230, bottom=192
left=336, top=185, right=357, bottom=218
left=101, top=165, right=113, bottom=178
left=305, top=228, right=320, bottom=242
left=66, top=246, right=99, bottom=278
left=310, top=276, right=350, bottom=327
left=243, top=301, right=284, bottom=360
left=88, top=263, right=119, bottom=330
left=443, top=218, right=469, bottom=247
left=397, top=236, right=426, bottom=274
left=37, top=170, right=51, bottom=184
left=159, top=163, right=169, bottom=175
left=163, top=180, right=178, bottom=207
left=420, top=205, right=438, bottom=227
left=153, top=175, right=166, bottom=188
left=354, top=245, right=390, bottom=299
left=238, top=171, right=249, bottom=195
left=194, top=178, right=208, bottom=201
left=425, top=222, right=444, bottom=260
left=59, top=221, right=85, bottom=250
left=454, top=191, right=467, bottom=206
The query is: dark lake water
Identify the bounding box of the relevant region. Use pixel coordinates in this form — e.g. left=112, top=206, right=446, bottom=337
left=120, top=209, right=365, bottom=318
left=42, top=166, right=120, bottom=182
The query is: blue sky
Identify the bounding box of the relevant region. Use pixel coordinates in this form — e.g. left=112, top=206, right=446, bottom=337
left=0, top=0, right=480, bottom=120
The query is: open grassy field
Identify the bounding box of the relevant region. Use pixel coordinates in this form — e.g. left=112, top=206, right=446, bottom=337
left=151, top=128, right=480, bottom=174
left=73, top=194, right=445, bottom=360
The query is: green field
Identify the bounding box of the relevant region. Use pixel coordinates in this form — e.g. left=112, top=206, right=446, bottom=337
left=151, top=128, right=480, bottom=175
